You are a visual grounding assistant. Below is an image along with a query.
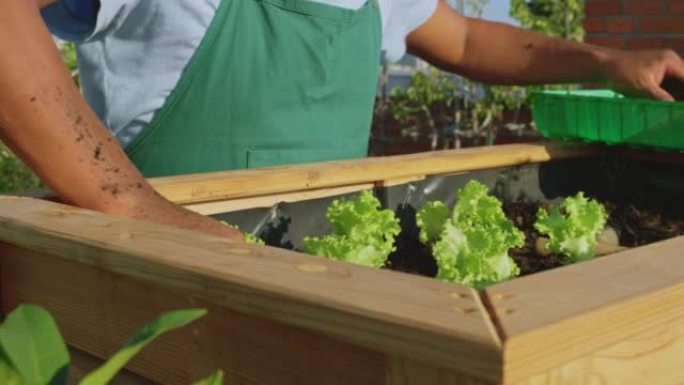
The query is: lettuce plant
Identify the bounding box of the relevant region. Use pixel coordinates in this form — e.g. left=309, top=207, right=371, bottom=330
left=221, top=222, right=265, bottom=245
left=417, top=180, right=524, bottom=288
left=303, top=190, right=400, bottom=268
left=534, top=192, right=608, bottom=263
left=0, top=305, right=222, bottom=385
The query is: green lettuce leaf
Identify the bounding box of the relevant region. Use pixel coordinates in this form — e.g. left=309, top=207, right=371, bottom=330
left=417, top=181, right=524, bottom=288
left=535, top=192, right=607, bottom=263
left=303, top=190, right=400, bottom=268
left=416, top=201, right=450, bottom=244
left=220, top=222, right=265, bottom=245
left=243, top=233, right=265, bottom=245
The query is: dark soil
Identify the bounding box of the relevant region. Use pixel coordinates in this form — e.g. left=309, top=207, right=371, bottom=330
left=386, top=204, right=438, bottom=278
left=504, top=201, right=565, bottom=276
left=385, top=199, right=684, bottom=278
left=605, top=201, right=684, bottom=247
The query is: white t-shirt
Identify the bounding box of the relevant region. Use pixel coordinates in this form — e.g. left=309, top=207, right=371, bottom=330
left=44, top=0, right=438, bottom=147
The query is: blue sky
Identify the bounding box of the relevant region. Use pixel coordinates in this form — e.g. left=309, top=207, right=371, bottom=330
left=481, top=0, right=519, bottom=25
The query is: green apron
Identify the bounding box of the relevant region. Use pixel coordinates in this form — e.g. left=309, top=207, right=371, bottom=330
left=126, top=0, right=382, bottom=177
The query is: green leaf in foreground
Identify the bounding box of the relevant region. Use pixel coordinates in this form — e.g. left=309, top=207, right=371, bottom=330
left=192, top=370, right=224, bottom=385
left=0, top=305, right=70, bottom=385
left=0, top=354, right=23, bottom=385
left=303, top=190, right=401, bottom=268
left=535, top=192, right=608, bottom=263
left=79, top=309, right=207, bottom=385
left=417, top=180, right=524, bottom=288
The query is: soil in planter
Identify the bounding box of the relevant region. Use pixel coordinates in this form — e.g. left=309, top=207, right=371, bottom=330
left=386, top=203, right=438, bottom=278
left=386, top=199, right=684, bottom=278
left=504, top=201, right=564, bottom=276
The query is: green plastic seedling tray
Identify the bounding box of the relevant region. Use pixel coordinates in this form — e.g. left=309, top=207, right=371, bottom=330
left=531, top=89, right=684, bottom=150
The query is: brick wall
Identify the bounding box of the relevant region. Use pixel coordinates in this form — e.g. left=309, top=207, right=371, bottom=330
left=584, top=0, right=684, bottom=53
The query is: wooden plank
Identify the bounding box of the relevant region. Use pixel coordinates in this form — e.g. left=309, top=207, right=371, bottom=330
left=482, top=236, right=684, bottom=383
left=3, top=246, right=386, bottom=385
left=184, top=183, right=374, bottom=215
left=388, top=357, right=497, bottom=385
left=11, top=144, right=596, bottom=208
left=376, top=175, right=427, bottom=188
left=150, top=143, right=598, bottom=205
left=621, top=147, right=684, bottom=167
left=512, top=315, right=684, bottom=385
left=69, top=347, right=157, bottom=385
left=0, top=196, right=502, bottom=381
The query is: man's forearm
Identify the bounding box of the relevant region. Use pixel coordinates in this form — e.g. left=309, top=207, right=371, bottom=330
left=450, top=18, right=610, bottom=86
left=0, top=0, right=243, bottom=240
left=407, top=2, right=610, bottom=86
left=408, top=1, right=684, bottom=100
left=0, top=0, right=154, bottom=213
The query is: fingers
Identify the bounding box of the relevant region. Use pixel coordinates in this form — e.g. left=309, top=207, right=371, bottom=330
left=647, top=80, right=675, bottom=102
left=665, top=51, right=684, bottom=81
left=661, top=52, right=684, bottom=101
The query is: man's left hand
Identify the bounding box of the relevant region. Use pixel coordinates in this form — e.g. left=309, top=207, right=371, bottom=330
left=602, top=49, right=684, bottom=101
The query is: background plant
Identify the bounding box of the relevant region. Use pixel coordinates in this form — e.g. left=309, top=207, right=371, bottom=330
left=389, top=69, right=457, bottom=149
left=510, top=0, right=585, bottom=41
left=387, top=0, right=528, bottom=149
left=0, top=144, right=42, bottom=193
left=58, top=41, right=80, bottom=86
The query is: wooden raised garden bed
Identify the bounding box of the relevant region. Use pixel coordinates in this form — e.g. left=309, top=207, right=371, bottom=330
left=2, top=143, right=684, bottom=385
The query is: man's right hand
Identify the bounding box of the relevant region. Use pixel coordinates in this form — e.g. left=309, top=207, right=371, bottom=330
left=0, top=0, right=245, bottom=243
left=119, top=194, right=247, bottom=241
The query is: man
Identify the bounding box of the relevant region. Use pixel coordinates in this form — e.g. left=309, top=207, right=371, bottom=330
left=2, top=0, right=683, bottom=241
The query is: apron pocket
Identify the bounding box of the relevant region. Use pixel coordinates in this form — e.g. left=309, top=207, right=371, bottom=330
left=246, top=147, right=365, bottom=169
